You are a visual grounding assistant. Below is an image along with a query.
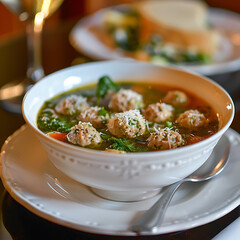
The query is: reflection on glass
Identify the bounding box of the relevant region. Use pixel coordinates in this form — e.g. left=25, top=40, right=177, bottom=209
left=0, top=0, right=64, bottom=114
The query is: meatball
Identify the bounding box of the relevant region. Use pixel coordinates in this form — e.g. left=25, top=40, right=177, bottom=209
left=162, top=90, right=188, bottom=107
left=77, top=106, right=109, bottom=128
left=67, top=122, right=102, bottom=147
left=108, top=89, right=143, bottom=112
left=107, top=109, right=146, bottom=138
left=55, top=95, right=89, bottom=115
left=176, top=109, right=207, bottom=128
left=143, top=103, right=174, bottom=123
left=147, top=128, right=183, bottom=150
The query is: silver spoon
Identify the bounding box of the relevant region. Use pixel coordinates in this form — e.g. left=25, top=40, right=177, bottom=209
left=131, top=134, right=231, bottom=233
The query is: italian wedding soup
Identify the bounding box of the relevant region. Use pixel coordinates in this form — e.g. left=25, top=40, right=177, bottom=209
left=37, top=76, right=219, bottom=153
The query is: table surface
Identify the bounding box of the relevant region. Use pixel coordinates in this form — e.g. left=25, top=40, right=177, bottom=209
left=1, top=19, right=240, bottom=240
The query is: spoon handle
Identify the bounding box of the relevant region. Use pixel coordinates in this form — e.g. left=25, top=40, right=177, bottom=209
left=131, top=180, right=185, bottom=233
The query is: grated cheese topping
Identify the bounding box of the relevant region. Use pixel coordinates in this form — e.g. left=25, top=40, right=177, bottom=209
left=55, top=94, right=89, bottom=115
left=147, top=127, right=183, bottom=150
left=109, top=89, right=143, bottom=111
left=114, top=109, right=144, bottom=127
left=79, top=106, right=101, bottom=119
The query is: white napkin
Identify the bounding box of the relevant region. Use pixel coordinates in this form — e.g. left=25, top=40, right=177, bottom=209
left=212, top=217, right=240, bottom=240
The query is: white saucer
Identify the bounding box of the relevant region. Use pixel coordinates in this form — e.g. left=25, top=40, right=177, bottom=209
left=1, top=125, right=240, bottom=236
left=70, top=7, right=240, bottom=76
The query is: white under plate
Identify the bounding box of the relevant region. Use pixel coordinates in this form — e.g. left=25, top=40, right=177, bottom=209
left=70, top=7, right=240, bottom=76
left=1, top=125, right=240, bottom=236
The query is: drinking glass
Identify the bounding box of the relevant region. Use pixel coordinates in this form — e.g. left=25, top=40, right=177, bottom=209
left=0, top=0, right=64, bottom=113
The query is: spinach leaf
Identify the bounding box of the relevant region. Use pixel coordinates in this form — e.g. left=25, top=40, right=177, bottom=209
left=165, top=121, right=173, bottom=128
left=37, top=110, right=77, bottom=133
left=100, top=133, right=147, bottom=152
left=112, top=138, right=136, bottom=152
left=97, top=107, right=109, bottom=117
left=113, top=26, right=140, bottom=51
left=96, top=76, right=119, bottom=104
left=181, top=52, right=211, bottom=64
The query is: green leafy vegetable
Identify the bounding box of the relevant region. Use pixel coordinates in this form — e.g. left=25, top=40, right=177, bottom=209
left=105, top=7, right=140, bottom=51
left=166, top=121, right=173, bottom=128
left=96, top=75, right=119, bottom=104
left=113, top=27, right=140, bottom=51
left=181, top=52, right=211, bottom=64
left=97, top=107, right=109, bottom=117
left=112, top=138, right=136, bottom=152
left=144, top=34, right=212, bottom=64
left=100, top=133, right=147, bottom=152
left=37, top=110, right=77, bottom=133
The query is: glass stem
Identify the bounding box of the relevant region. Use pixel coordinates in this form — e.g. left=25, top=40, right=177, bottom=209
left=26, top=13, right=45, bottom=83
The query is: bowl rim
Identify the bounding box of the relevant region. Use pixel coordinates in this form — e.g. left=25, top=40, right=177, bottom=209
left=22, top=60, right=235, bottom=158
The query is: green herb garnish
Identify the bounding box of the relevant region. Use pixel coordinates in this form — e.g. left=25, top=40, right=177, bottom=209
left=166, top=121, right=173, bottom=128
left=100, top=133, right=147, bottom=152
left=181, top=52, right=211, bottom=64
left=112, top=138, right=136, bottom=152
left=37, top=110, right=77, bottom=133
left=96, top=75, right=119, bottom=104
left=98, top=107, right=109, bottom=117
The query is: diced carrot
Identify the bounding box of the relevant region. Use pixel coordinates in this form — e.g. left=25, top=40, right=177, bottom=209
left=48, top=132, right=67, bottom=142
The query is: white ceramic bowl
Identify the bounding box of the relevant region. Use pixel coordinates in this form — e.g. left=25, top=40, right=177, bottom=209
left=22, top=61, right=234, bottom=201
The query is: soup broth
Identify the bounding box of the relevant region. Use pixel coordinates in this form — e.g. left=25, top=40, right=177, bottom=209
left=37, top=76, right=219, bottom=152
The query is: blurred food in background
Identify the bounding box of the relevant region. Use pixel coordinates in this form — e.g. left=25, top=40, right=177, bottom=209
left=91, top=0, right=220, bottom=65
left=1, top=0, right=240, bottom=67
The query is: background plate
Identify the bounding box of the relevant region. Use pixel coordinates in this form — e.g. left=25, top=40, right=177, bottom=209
left=70, top=7, right=240, bottom=76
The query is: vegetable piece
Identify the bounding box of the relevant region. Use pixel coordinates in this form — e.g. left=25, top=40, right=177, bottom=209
left=48, top=132, right=67, bottom=142
left=103, top=7, right=140, bottom=51
left=113, top=27, right=140, bottom=51
left=181, top=52, right=211, bottom=63
left=96, top=76, right=119, bottom=104
left=37, top=110, right=77, bottom=133
left=166, top=121, right=173, bottom=128
left=97, top=107, right=109, bottom=117
left=112, top=137, right=136, bottom=152
left=100, top=133, right=146, bottom=152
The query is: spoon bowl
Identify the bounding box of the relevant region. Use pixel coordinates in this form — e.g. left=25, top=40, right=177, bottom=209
left=131, top=134, right=231, bottom=233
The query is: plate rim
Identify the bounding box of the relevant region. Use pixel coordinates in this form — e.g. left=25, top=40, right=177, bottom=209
left=1, top=124, right=240, bottom=236
left=69, top=6, right=240, bottom=76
